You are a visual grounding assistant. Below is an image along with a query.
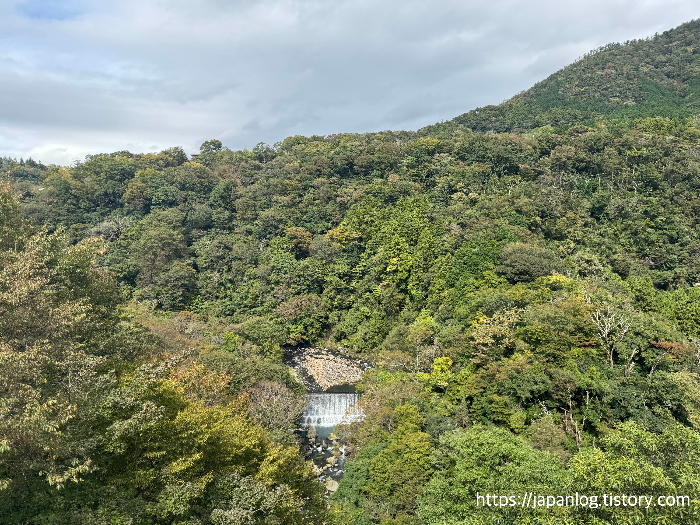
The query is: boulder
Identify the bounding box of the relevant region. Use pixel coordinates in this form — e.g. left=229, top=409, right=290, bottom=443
left=326, top=479, right=339, bottom=493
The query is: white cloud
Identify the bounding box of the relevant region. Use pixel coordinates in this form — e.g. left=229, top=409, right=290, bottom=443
left=1, top=0, right=699, bottom=164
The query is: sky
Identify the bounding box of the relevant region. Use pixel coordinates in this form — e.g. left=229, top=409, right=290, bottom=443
left=1, top=0, right=699, bottom=165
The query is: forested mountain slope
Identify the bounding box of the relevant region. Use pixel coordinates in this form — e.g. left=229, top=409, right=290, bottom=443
left=446, top=18, right=700, bottom=132
left=4, top=18, right=700, bottom=525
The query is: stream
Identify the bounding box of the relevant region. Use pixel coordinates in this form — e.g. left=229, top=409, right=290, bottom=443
left=285, top=347, right=369, bottom=492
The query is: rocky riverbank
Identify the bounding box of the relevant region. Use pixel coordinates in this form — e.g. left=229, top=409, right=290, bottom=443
left=284, top=346, right=371, bottom=392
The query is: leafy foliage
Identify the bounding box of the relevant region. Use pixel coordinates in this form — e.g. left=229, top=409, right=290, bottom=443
left=0, top=185, right=324, bottom=523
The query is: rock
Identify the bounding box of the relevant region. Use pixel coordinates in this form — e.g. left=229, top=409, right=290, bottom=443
left=326, top=456, right=338, bottom=467
left=307, top=425, right=317, bottom=440
left=327, top=432, right=338, bottom=441
left=326, top=479, right=339, bottom=493
left=284, top=347, right=370, bottom=392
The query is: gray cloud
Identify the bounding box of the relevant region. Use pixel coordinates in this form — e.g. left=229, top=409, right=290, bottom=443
left=0, top=0, right=699, bottom=164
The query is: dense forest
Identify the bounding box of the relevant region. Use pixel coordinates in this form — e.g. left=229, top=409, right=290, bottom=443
left=4, top=18, right=700, bottom=525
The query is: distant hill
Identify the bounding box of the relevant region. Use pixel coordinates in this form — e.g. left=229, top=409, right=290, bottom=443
left=447, top=19, right=700, bottom=132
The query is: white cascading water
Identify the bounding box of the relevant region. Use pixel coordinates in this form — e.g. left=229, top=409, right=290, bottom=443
left=302, top=393, right=363, bottom=428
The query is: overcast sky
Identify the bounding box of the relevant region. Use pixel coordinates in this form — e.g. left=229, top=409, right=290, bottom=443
left=1, top=0, right=699, bottom=165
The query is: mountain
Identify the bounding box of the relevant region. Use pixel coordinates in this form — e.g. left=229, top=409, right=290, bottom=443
left=448, top=18, right=700, bottom=132
left=6, top=18, right=700, bottom=525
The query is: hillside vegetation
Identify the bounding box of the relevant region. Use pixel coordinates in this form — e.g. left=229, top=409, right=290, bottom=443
left=4, top=19, right=700, bottom=525
left=447, top=19, right=700, bottom=132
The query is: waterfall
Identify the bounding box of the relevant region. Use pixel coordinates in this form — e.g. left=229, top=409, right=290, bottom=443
left=301, top=393, right=363, bottom=428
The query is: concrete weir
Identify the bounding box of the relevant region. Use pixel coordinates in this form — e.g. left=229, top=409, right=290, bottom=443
left=301, top=391, right=363, bottom=438
left=287, top=349, right=369, bottom=438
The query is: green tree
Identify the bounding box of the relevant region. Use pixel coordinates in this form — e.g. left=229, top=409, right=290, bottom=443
left=418, top=426, right=568, bottom=524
